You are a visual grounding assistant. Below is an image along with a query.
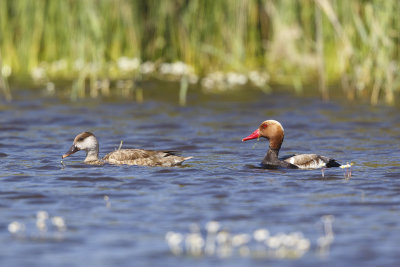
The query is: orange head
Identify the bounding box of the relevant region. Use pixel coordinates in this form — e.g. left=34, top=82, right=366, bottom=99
left=242, top=120, right=285, bottom=150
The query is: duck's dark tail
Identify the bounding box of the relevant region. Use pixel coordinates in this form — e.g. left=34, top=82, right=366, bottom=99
left=326, top=159, right=341, bottom=168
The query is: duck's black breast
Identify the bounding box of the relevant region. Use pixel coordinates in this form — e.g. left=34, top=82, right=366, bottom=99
left=260, top=160, right=299, bottom=169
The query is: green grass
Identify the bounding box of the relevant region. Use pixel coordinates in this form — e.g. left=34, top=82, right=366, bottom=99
left=0, top=0, right=399, bottom=104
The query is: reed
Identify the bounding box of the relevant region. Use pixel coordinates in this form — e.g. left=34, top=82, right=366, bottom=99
left=0, top=0, right=399, bottom=104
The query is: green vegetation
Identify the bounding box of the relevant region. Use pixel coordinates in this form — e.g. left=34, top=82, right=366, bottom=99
left=0, top=0, right=399, bottom=104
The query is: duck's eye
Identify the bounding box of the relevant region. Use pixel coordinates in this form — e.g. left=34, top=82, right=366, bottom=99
left=78, top=138, right=84, bottom=142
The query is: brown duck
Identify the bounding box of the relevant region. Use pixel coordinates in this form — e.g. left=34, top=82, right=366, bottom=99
left=62, top=132, right=192, bottom=166
left=242, top=120, right=341, bottom=169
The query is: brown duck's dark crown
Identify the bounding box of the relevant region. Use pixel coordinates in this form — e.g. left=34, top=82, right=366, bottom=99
left=74, top=132, right=95, bottom=143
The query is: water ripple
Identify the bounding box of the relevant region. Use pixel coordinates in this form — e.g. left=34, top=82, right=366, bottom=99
left=1, top=90, right=399, bottom=266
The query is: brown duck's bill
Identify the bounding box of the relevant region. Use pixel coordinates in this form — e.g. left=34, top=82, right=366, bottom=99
left=242, top=129, right=260, bottom=141
left=62, top=145, right=79, bottom=159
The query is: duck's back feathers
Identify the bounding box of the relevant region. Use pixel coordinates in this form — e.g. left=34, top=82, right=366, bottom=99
left=283, top=154, right=341, bottom=169
left=103, top=149, right=191, bottom=167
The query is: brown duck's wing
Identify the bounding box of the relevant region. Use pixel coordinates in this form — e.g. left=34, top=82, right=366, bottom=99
left=103, top=149, right=191, bottom=166
left=85, top=160, right=105, bottom=166
left=283, top=154, right=338, bottom=169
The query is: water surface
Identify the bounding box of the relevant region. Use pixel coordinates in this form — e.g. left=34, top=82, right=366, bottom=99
left=1, top=87, right=400, bottom=266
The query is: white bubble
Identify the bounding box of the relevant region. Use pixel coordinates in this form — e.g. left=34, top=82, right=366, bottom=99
left=51, top=216, right=66, bottom=231
left=297, top=239, right=311, bottom=251
left=205, top=221, right=220, bottom=233
left=36, top=220, right=47, bottom=232
left=166, top=231, right=183, bottom=246
left=232, top=234, right=250, bottom=247
left=266, top=236, right=281, bottom=249
left=253, top=228, right=270, bottom=242
left=166, top=232, right=184, bottom=255
left=189, top=223, right=200, bottom=233
left=238, top=246, right=251, bottom=257
left=216, top=231, right=230, bottom=244
left=185, top=233, right=205, bottom=256
left=36, top=210, right=49, bottom=221
left=8, top=221, right=25, bottom=234
left=282, top=234, right=296, bottom=247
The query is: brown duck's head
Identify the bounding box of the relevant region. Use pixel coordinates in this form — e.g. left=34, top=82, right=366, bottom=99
left=62, top=132, right=97, bottom=159
left=242, top=120, right=285, bottom=150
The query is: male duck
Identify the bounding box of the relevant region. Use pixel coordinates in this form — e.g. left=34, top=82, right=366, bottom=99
left=242, top=120, right=341, bottom=169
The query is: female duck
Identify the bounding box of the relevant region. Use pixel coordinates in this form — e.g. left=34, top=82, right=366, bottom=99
left=62, top=132, right=192, bottom=166
left=242, top=120, right=340, bottom=169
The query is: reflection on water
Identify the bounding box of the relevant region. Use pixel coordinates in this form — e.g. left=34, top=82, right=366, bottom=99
left=1, top=88, right=400, bottom=266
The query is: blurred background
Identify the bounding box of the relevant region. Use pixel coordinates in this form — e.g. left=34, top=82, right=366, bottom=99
left=1, top=0, right=399, bottom=104
left=1, top=1, right=400, bottom=266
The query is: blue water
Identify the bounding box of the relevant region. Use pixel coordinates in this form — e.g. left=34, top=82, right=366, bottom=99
left=1, top=88, right=400, bottom=266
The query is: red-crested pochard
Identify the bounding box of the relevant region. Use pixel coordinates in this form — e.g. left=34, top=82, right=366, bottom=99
left=62, top=132, right=192, bottom=166
left=242, top=120, right=341, bottom=169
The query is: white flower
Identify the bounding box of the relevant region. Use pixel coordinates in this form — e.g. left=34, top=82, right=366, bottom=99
left=159, top=63, right=170, bottom=74
left=226, top=72, right=247, bottom=86
left=140, top=61, right=155, bottom=74
left=201, top=77, right=215, bottom=89
left=159, top=62, right=194, bottom=76
left=171, top=61, right=187, bottom=75
left=117, top=57, right=140, bottom=72
left=74, top=59, right=85, bottom=71
left=31, top=67, right=47, bottom=81
left=51, top=59, right=67, bottom=73
left=201, top=72, right=226, bottom=89
left=46, top=82, right=55, bottom=94
left=188, top=74, right=199, bottom=84
left=249, top=71, right=269, bottom=87
left=1, top=64, right=12, bottom=77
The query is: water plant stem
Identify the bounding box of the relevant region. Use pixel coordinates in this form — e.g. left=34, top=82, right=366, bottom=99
left=0, top=0, right=399, bottom=104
